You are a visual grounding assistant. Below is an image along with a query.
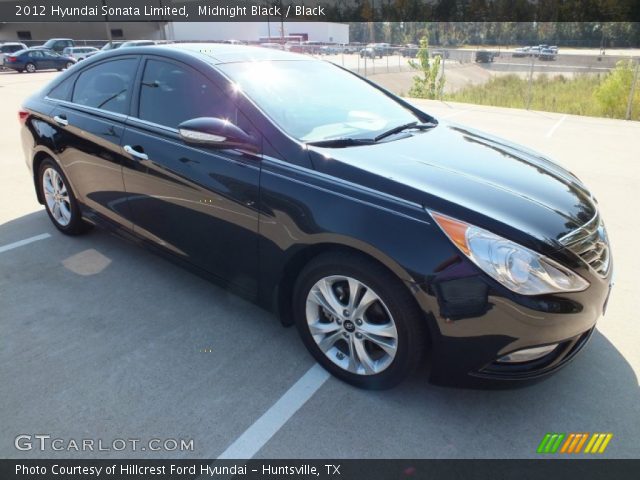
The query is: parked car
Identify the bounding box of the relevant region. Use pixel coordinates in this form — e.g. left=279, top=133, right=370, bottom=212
left=40, top=38, right=75, bottom=53
left=430, top=49, right=450, bottom=59
left=360, top=47, right=381, bottom=59
left=475, top=50, right=496, bottom=63
left=512, top=47, right=530, bottom=57
left=119, top=40, right=156, bottom=49
left=401, top=44, right=419, bottom=57
left=4, top=48, right=75, bottom=73
left=539, top=48, right=557, bottom=61
left=0, top=42, right=27, bottom=65
left=19, top=44, right=613, bottom=389
left=100, top=41, right=124, bottom=51
left=369, top=43, right=392, bottom=56
left=528, top=46, right=542, bottom=57
left=62, top=47, right=99, bottom=61
left=259, top=43, right=284, bottom=50
left=320, top=45, right=341, bottom=55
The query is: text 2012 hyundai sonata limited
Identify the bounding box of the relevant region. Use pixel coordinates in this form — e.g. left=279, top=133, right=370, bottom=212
left=20, top=44, right=613, bottom=389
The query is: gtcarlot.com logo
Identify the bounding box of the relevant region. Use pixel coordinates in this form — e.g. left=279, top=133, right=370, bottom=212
left=537, top=432, right=613, bottom=454
left=15, top=434, right=194, bottom=452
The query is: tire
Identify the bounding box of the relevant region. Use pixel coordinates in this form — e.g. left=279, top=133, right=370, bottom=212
left=65, top=62, right=74, bottom=69
left=293, top=251, right=426, bottom=389
left=38, top=159, right=92, bottom=235
left=25, top=62, right=36, bottom=73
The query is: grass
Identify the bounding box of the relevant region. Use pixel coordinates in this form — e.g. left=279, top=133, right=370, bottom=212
left=444, top=71, right=640, bottom=120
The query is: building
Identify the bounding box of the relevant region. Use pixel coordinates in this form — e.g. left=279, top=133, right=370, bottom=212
left=0, top=21, right=348, bottom=45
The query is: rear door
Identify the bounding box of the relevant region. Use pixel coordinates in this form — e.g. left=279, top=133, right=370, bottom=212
left=27, top=50, right=47, bottom=69
left=121, top=56, right=261, bottom=295
left=47, top=56, right=140, bottom=227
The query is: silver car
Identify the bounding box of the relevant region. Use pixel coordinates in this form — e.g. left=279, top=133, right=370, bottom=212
left=62, top=47, right=99, bottom=62
left=0, top=42, right=27, bottom=66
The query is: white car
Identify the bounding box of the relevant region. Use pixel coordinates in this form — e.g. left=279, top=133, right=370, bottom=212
left=0, top=42, right=27, bottom=66
left=62, top=47, right=99, bottom=61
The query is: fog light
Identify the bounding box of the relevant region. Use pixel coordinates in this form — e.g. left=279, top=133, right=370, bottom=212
left=496, top=344, right=559, bottom=363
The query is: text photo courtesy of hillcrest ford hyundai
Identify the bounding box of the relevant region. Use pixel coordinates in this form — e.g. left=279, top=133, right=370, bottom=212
left=0, top=1, right=639, bottom=479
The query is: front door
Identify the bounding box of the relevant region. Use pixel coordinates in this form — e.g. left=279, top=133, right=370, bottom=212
left=121, top=57, right=261, bottom=295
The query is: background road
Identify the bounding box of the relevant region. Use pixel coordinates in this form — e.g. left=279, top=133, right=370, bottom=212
left=1, top=69, right=639, bottom=459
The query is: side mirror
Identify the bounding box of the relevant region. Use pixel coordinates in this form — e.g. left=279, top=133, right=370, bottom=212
left=178, top=117, right=258, bottom=152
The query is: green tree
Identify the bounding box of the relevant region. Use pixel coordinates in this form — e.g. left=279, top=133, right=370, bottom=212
left=408, top=35, right=445, bottom=99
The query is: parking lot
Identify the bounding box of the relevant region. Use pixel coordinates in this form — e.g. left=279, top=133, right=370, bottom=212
left=1, top=69, right=639, bottom=460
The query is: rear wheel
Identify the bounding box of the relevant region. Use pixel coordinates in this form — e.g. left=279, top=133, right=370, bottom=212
left=65, top=61, right=74, bottom=69
left=38, top=159, right=92, bottom=235
left=25, top=62, right=36, bottom=73
left=293, top=252, right=426, bottom=389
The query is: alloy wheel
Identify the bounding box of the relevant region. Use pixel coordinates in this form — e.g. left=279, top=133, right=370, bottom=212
left=305, top=275, right=398, bottom=375
left=42, top=167, right=72, bottom=226
left=26, top=63, right=36, bottom=73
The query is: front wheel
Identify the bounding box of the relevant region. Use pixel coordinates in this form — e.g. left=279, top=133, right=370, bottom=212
left=293, top=252, right=426, bottom=389
left=65, top=61, right=74, bottom=69
left=39, top=159, right=92, bottom=235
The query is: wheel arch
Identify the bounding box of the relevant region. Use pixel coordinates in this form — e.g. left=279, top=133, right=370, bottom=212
left=32, top=147, right=80, bottom=205
left=274, top=242, right=428, bottom=332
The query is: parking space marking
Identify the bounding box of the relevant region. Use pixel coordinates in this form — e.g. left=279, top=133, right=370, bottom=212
left=545, top=114, right=567, bottom=138
left=0, top=233, right=51, bottom=254
left=217, top=364, right=330, bottom=459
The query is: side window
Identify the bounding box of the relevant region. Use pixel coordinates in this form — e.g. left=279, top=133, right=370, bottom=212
left=48, top=75, right=76, bottom=101
left=138, top=59, right=234, bottom=129
left=71, top=58, right=137, bottom=114
left=29, top=51, right=43, bottom=58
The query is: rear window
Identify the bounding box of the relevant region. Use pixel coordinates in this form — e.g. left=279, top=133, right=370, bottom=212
left=1, top=44, right=23, bottom=53
left=71, top=58, right=137, bottom=114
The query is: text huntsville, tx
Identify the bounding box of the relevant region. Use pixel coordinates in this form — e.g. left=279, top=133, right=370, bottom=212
left=16, top=4, right=327, bottom=19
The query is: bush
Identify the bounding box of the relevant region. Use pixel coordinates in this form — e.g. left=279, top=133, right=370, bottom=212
left=594, top=60, right=640, bottom=119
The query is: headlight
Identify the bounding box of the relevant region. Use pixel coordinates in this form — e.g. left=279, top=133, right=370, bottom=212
left=430, top=212, right=589, bottom=295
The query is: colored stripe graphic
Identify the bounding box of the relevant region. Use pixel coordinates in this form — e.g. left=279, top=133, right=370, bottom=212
left=538, top=433, right=613, bottom=454
left=574, top=433, right=589, bottom=453
left=537, top=433, right=552, bottom=453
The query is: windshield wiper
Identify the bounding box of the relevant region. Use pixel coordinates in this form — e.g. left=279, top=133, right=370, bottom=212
left=373, top=121, right=435, bottom=142
left=306, top=137, right=376, bottom=148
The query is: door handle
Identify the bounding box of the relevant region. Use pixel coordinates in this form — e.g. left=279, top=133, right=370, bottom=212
left=53, top=115, right=68, bottom=127
left=123, top=145, right=149, bottom=161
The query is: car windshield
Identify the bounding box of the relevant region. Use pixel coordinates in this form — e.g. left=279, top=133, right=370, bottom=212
left=219, top=60, right=420, bottom=143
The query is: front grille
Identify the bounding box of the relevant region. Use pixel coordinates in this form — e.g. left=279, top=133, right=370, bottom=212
left=560, top=212, right=611, bottom=277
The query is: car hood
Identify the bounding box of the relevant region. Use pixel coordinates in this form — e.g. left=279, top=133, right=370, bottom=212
left=309, top=122, right=597, bottom=250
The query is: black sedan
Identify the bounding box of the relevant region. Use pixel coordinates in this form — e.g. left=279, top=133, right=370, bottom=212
left=4, top=48, right=75, bottom=73
left=19, top=44, right=613, bottom=389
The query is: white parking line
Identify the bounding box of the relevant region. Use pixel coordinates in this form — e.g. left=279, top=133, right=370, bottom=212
left=0, top=233, right=51, bottom=254
left=545, top=114, right=567, bottom=138
left=217, top=363, right=330, bottom=460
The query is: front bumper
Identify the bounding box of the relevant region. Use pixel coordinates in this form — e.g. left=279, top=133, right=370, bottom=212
left=413, top=255, right=613, bottom=388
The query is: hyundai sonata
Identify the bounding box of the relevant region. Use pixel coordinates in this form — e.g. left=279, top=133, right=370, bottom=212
left=20, top=44, right=613, bottom=389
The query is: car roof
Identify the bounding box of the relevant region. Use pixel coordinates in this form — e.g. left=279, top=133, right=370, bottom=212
left=158, top=43, right=308, bottom=64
